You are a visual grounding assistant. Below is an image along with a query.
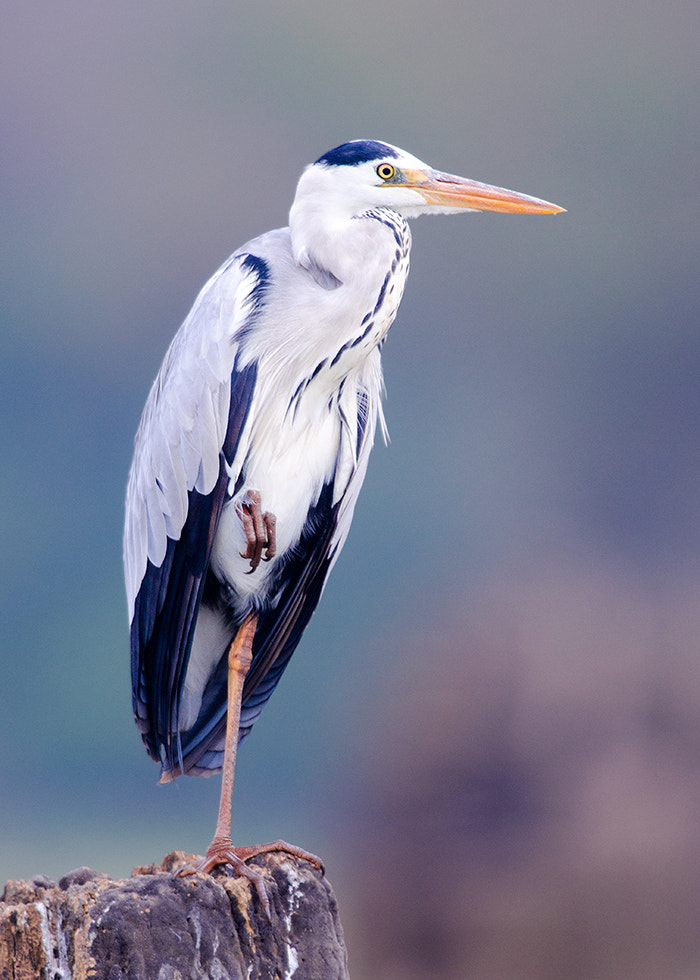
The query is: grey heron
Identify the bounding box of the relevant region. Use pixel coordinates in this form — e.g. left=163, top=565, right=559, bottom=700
left=124, top=139, right=563, bottom=913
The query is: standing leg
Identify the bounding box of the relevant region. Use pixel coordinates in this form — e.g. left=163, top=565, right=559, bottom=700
left=179, top=613, right=322, bottom=919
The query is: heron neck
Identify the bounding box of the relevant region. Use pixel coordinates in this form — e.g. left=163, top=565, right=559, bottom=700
left=289, top=204, right=409, bottom=289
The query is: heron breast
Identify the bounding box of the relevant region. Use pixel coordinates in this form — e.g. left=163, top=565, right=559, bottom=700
left=211, top=398, right=343, bottom=600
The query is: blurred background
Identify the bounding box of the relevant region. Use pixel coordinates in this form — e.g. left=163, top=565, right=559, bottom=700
left=2, top=1, right=700, bottom=976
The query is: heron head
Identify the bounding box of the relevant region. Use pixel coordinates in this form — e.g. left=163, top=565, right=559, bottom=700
left=292, top=139, right=565, bottom=222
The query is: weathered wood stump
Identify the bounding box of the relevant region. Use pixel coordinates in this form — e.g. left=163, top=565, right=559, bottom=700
left=0, top=850, right=349, bottom=979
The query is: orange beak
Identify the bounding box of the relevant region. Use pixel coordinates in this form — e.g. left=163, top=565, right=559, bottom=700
left=403, top=167, right=565, bottom=214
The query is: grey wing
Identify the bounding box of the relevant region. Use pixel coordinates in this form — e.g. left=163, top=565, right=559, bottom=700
left=124, top=252, right=266, bottom=767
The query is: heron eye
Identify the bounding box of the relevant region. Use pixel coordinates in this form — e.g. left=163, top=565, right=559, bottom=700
left=376, top=163, right=396, bottom=181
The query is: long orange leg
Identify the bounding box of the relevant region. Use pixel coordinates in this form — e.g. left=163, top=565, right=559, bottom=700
left=179, top=612, right=323, bottom=918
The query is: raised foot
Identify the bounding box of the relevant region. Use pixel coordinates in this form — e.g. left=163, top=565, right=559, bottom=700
left=178, top=839, right=324, bottom=920
left=236, top=490, right=277, bottom=572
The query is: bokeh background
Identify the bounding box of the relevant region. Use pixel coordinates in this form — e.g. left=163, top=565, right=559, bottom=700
left=2, top=1, right=700, bottom=977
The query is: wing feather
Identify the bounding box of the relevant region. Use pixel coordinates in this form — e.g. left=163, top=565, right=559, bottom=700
left=124, top=253, right=263, bottom=766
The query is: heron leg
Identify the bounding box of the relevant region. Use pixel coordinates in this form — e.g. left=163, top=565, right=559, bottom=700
left=179, top=613, right=323, bottom=919
left=236, top=490, right=277, bottom=571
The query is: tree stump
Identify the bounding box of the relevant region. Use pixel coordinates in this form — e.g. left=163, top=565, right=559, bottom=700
left=0, top=851, right=349, bottom=979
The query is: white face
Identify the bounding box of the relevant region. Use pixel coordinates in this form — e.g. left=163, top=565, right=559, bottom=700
left=295, top=144, right=441, bottom=220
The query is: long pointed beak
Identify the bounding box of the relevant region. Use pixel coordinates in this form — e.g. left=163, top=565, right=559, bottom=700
left=405, top=168, right=565, bottom=215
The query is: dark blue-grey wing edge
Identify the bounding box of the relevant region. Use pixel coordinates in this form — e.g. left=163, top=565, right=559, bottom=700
left=130, top=359, right=258, bottom=770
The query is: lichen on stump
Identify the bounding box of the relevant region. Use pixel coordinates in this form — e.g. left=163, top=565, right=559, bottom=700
left=0, top=851, right=349, bottom=979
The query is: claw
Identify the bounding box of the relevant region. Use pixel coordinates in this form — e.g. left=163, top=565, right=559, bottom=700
left=178, top=839, right=323, bottom=921
left=235, top=491, right=277, bottom=571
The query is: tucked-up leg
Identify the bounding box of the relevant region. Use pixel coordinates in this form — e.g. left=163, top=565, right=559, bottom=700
left=179, top=613, right=323, bottom=919
left=236, top=490, right=277, bottom=571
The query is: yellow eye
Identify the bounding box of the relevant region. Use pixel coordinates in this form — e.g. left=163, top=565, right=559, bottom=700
left=376, top=163, right=396, bottom=181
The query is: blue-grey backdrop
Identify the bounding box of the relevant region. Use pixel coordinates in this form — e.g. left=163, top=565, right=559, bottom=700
left=2, top=2, right=700, bottom=976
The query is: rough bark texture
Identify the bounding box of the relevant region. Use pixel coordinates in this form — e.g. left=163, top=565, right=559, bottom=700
left=0, top=851, right=349, bottom=979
